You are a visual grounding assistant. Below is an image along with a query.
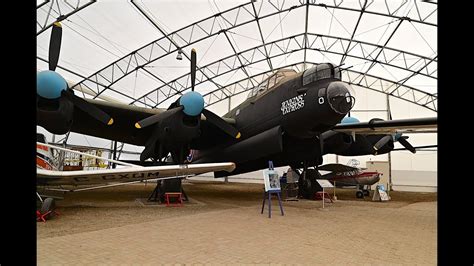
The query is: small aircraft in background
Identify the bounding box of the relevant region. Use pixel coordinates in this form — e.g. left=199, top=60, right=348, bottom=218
left=36, top=133, right=235, bottom=220
left=318, top=160, right=381, bottom=198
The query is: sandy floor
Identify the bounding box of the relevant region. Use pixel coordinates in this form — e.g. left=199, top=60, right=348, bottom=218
left=37, top=181, right=437, bottom=264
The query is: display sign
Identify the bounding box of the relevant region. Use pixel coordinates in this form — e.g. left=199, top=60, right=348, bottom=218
left=372, top=185, right=390, bottom=201
left=263, top=169, right=281, bottom=192
left=316, top=179, right=334, bottom=188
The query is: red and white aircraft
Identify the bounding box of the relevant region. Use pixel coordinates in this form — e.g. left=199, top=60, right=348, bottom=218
left=318, top=160, right=381, bottom=198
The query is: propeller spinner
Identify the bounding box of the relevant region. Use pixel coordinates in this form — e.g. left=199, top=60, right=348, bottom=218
left=135, top=48, right=241, bottom=139
left=37, top=22, right=113, bottom=126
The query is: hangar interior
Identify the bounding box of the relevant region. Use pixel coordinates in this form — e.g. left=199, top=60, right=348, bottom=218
left=37, top=0, right=437, bottom=192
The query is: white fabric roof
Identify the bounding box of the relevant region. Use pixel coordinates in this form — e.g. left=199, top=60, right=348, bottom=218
left=37, top=0, right=437, bottom=111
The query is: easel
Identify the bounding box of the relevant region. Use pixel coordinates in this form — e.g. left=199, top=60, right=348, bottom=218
left=261, top=161, right=284, bottom=218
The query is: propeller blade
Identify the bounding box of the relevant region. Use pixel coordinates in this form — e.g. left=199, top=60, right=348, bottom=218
left=387, top=97, right=393, bottom=120
left=191, top=48, right=196, bottom=91
left=373, top=135, right=392, bottom=154
left=398, top=136, right=416, bottom=154
left=135, top=106, right=184, bottom=129
left=140, top=126, right=162, bottom=162
left=202, top=109, right=241, bottom=139
left=62, top=91, right=113, bottom=125
left=49, top=22, right=63, bottom=71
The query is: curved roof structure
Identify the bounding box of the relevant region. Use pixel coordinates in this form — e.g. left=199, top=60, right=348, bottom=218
left=37, top=0, right=437, bottom=112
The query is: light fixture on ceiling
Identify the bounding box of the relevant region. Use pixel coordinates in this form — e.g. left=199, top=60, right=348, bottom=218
left=176, top=49, right=183, bottom=60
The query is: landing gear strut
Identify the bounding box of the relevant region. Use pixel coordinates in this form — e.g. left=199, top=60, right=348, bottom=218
left=146, top=148, right=190, bottom=203
left=296, top=163, right=322, bottom=199
left=355, top=185, right=371, bottom=198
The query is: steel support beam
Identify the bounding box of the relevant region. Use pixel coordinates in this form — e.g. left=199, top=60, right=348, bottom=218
left=339, top=0, right=367, bottom=65
left=56, top=1, right=436, bottom=113
left=251, top=1, right=274, bottom=71
left=133, top=33, right=435, bottom=108
left=37, top=0, right=96, bottom=35
left=303, top=0, right=310, bottom=70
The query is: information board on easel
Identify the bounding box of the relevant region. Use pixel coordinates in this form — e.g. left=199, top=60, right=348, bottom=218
left=263, top=168, right=281, bottom=192
left=261, top=161, right=284, bottom=218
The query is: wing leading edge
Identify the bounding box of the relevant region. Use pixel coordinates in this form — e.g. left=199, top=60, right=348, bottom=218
left=37, top=162, right=236, bottom=186
left=68, top=98, right=236, bottom=147
left=332, top=117, right=437, bottom=135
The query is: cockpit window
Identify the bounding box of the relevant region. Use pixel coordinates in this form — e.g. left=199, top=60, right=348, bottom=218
left=247, top=69, right=296, bottom=99
left=302, top=63, right=340, bottom=86
left=334, top=67, right=341, bottom=80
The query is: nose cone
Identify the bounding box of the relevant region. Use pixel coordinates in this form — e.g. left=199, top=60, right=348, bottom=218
left=327, top=81, right=355, bottom=114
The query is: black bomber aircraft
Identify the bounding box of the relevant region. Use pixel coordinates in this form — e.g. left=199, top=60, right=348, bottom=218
left=37, top=23, right=437, bottom=199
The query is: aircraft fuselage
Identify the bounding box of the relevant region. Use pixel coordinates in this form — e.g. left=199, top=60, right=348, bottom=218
left=194, top=64, right=356, bottom=175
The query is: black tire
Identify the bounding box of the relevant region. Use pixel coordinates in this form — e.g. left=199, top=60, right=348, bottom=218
left=40, top=198, right=56, bottom=219
left=363, top=189, right=370, bottom=196
left=356, top=191, right=364, bottom=198
left=298, top=169, right=322, bottom=199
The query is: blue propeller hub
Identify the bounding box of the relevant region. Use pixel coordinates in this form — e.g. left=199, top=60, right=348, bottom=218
left=341, top=116, right=360, bottom=124
left=179, top=91, right=204, bottom=116
left=37, top=70, right=68, bottom=99
left=393, top=132, right=403, bottom=141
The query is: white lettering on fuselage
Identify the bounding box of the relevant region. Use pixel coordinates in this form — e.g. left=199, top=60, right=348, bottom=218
left=281, top=93, right=306, bottom=115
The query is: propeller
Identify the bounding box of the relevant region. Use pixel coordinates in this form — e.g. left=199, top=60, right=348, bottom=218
left=135, top=48, right=241, bottom=139
left=202, top=109, right=240, bottom=138
left=397, top=135, right=416, bottom=153
left=191, top=48, right=196, bottom=91
left=135, top=106, right=184, bottom=129
left=372, top=135, right=392, bottom=155
left=37, top=22, right=113, bottom=126
left=62, top=90, right=113, bottom=125
left=49, top=22, right=62, bottom=71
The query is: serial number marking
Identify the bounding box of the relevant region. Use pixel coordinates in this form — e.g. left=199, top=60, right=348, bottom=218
left=73, top=172, right=160, bottom=182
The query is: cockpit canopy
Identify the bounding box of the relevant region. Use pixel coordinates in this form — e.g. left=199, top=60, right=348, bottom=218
left=247, top=69, right=297, bottom=99
left=302, top=63, right=341, bottom=86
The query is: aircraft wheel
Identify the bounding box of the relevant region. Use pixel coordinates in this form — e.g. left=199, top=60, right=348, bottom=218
left=363, top=190, right=370, bottom=196
left=356, top=191, right=364, bottom=199
left=40, top=198, right=56, bottom=220
left=302, top=178, right=313, bottom=199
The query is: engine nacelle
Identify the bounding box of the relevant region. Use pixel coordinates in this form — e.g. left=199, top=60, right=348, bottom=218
left=155, top=111, right=201, bottom=144
left=193, top=126, right=282, bottom=164
left=37, top=96, right=74, bottom=135
left=322, top=131, right=353, bottom=155
left=336, top=134, right=394, bottom=156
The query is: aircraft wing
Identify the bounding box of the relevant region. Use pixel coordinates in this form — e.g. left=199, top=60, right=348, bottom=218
left=37, top=162, right=236, bottom=186
left=332, top=117, right=437, bottom=135
left=67, top=99, right=236, bottom=146
left=318, top=163, right=360, bottom=173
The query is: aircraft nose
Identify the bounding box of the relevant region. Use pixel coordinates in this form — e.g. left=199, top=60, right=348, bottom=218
left=327, top=81, right=355, bottom=114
